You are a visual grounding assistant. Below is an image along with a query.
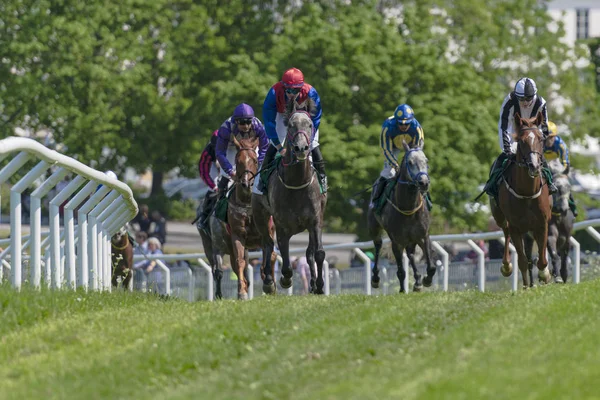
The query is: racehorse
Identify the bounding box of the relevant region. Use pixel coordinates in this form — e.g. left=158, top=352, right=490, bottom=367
left=490, top=112, right=552, bottom=288
left=367, top=141, right=436, bottom=293
left=252, top=103, right=327, bottom=295
left=524, top=171, right=574, bottom=284
left=197, top=136, right=277, bottom=299
left=111, top=227, right=134, bottom=289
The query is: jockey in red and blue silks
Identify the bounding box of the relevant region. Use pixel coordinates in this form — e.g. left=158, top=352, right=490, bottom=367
left=196, top=130, right=220, bottom=230
left=215, top=103, right=269, bottom=198
left=256, top=67, right=326, bottom=194
left=370, top=104, right=426, bottom=208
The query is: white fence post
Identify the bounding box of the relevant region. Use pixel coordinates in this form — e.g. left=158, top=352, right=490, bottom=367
left=570, top=237, right=580, bottom=284
left=431, top=241, right=449, bottom=291
left=467, top=239, right=485, bottom=292
left=353, top=247, right=371, bottom=295
left=197, top=257, right=214, bottom=301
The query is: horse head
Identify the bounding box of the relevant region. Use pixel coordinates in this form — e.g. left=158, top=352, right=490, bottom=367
left=400, top=140, right=430, bottom=192
left=552, top=174, right=571, bottom=213
left=285, top=110, right=313, bottom=162
left=232, top=134, right=259, bottom=189
left=514, top=111, right=544, bottom=178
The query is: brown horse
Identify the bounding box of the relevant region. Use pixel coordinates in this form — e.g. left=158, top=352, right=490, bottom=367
left=367, top=141, right=436, bottom=293
left=197, top=135, right=277, bottom=300
left=491, top=112, right=552, bottom=288
left=252, top=106, right=327, bottom=295
left=111, top=227, right=133, bottom=289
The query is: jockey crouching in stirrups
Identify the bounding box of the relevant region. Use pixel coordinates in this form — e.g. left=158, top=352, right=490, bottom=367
left=369, top=104, right=432, bottom=211
left=483, top=77, right=558, bottom=199
left=255, top=67, right=326, bottom=196
left=215, top=103, right=269, bottom=201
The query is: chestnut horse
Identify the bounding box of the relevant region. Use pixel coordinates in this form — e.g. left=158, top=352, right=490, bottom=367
left=111, top=227, right=134, bottom=289
left=490, top=112, right=552, bottom=288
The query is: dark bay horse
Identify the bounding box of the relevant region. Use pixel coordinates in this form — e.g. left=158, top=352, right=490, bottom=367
left=252, top=107, right=327, bottom=295
left=367, top=141, right=436, bottom=293
left=111, top=227, right=133, bottom=289
left=197, top=136, right=277, bottom=299
left=524, top=172, right=574, bottom=284
left=491, top=112, right=552, bottom=288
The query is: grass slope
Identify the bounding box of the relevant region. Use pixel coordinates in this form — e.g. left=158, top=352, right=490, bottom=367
left=1, top=281, right=599, bottom=400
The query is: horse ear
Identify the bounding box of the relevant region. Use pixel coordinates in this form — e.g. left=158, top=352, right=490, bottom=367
left=402, top=140, right=410, bottom=152
left=232, top=135, right=242, bottom=150
left=535, top=111, right=544, bottom=127
left=250, top=135, right=259, bottom=149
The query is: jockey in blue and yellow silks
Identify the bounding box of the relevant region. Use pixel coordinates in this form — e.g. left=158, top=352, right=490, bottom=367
left=370, top=104, right=428, bottom=208
left=545, top=121, right=577, bottom=216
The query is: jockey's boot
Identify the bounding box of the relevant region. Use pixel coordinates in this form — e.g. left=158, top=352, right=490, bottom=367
left=542, top=159, right=558, bottom=194
left=257, top=145, right=277, bottom=194
left=311, top=146, right=327, bottom=193
left=217, top=176, right=230, bottom=200
left=369, top=177, right=387, bottom=209
left=569, top=193, right=578, bottom=217
left=198, top=190, right=218, bottom=231
left=483, top=152, right=508, bottom=198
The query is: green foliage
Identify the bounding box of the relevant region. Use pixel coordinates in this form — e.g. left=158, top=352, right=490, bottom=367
left=2, top=0, right=599, bottom=234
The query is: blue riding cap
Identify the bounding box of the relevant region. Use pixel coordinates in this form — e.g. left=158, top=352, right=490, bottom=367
left=394, top=104, right=415, bottom=125
left=233, top=103, right=255, bottom=120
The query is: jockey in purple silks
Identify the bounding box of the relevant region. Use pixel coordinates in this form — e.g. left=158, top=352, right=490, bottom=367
left=215, top=103, right=269, bottom=199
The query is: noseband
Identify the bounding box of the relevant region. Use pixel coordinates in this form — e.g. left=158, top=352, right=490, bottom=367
left=516, top=127, right=543, bottom=171
left=235, top=147, right=258, bottom=182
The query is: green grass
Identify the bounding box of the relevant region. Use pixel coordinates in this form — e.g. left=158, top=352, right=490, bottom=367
left=1, top=281, right=600, bottom=400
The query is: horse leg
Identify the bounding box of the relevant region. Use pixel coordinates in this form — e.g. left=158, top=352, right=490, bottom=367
left=500, top=226, right=513, bottom=277
left=406, top=244, right=422, bottom=292
left=213, top=254, right=224, bottom=300
left=523, top=233, right=535, bottom=288
left=231, top=235, right=248, bottom=300
left=421, top=235, right=436, bottom=287
left=278, top=232, right=293, bottom=290
left=534, top=225, right=551, bottom=285
left=368, top=208, right=383, bottom=289
left=312, top=225, right=326, bottom=295
left=391, top=242, right=407, bottom=293
left=547, top=229, right=560, bottom=283
left=560, top=238, right=570, bottom=284
left=510, top=230, right=530, bottom=289
left=306, top=236, right=316, bottom=294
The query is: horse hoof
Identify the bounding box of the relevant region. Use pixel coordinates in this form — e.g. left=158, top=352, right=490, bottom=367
left=501, top=263, right=513, bottom=277
left=538, top=268, right=551, bottom=284
left=263, top=282, right=276, bottom=295
left=238, top=292, right=249, bottom=301
left=315, top=287, right=325, bottom=295
left=423, top=276, right=433, bottom=287
left=280, top=276, right=292, bottom=289
left=554, top=276, right=564, bottom=284
left=413, top=283, right=423, bottom=292
left=371, top=279, right=380, bottom=289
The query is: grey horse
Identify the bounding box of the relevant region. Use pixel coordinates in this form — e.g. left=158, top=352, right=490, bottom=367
left=367, top=141, right=436, bottom=293
left=252, top=106, right=327, bottom=295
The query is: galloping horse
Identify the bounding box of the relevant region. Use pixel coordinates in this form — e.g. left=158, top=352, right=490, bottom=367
left=491, top=112, right=552, bottom=288
left=197, top=135, right=277, bottom=300
left=524, top=170, right=574, bottom=284
left=252, top=104, right=327, bottom=294
left=111, top=227, right=134, bottom=289
left=367, top=141, right=436, bottom=293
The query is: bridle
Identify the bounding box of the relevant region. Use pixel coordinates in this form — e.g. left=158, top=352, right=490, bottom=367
left=282, top=111, right=313, bottom=167
left=515, top=126, right=543, bottom=174
left=396, top=148, right=429, bottom=188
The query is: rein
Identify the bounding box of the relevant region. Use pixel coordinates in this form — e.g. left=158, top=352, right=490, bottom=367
left=386, top=195, right=424, bottom=216
left=504, top=126, right=545, bottom=199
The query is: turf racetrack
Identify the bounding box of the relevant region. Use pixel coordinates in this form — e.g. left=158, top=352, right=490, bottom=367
left=1, top=280, right=599, bottom=399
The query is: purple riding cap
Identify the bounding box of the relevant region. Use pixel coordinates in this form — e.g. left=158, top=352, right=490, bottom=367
left=215, top=103, right=269, bottom=176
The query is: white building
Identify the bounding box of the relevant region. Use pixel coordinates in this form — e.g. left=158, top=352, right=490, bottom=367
left=547, top=0, right=600, bottom=44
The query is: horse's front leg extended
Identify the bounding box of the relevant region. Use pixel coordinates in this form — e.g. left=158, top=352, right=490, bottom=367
left=534, top=226, right=551, bottom=284
left=523, top=233, right=535, bottom=288
left=510, top=231, right=529, bottom=289
left=500, top=226, right=513, bottom=277
left=278, top=232, right=293, bottom=290
left=214, top=254, right=224, bottom=300
left=306, top=235, right=316, bottom=294
left=391, top=242, right=407, bottom=293
left=422, top=235, right=436, bottom=288
left=231, top=235, right=248, bottom=300
left=406, top=244, right=422, bottom=292
left=311, top=224, right=326, bottom=295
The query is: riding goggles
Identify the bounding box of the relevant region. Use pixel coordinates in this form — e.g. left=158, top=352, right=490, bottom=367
left=285, top=87, right=301, bottom=95
left=236, top=118, right=252, bottom=125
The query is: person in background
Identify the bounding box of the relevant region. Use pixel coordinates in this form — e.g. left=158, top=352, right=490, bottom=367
left=291, top=256, right=311, bottom=295
left=131, top=204, right=152, bottom=235
left=149, top=210, right=167, bottom=245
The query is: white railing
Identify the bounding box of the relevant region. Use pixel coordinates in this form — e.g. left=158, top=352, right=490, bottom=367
left=0, top=137, right=138, bottom=290
left=133, top=219, right=600, bottom=301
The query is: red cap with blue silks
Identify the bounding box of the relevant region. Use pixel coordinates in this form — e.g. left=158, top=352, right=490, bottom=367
left=281, top=68, right=304, bottom=88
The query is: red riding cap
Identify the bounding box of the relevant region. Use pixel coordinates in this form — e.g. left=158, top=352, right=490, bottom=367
left=281, top=68, right=304, bottom=88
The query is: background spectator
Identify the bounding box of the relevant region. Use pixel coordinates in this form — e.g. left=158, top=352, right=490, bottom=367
left=291, top=256, right=311, bottom=295
left=149, top=210, right=167, bottom=244
left=131, top=204, right=151, bottom=235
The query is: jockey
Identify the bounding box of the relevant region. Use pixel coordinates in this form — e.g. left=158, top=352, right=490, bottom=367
left=544, top=121, right=578, bottom=216
left=370, top=104, right=429, bottom=208
left=215, top=103, right=269, bottom=199
left=257, top=67, right=326, bottom=194
left=196, top=130, right=220, bottom=230
left=486, top=77, right=557, bottom=195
